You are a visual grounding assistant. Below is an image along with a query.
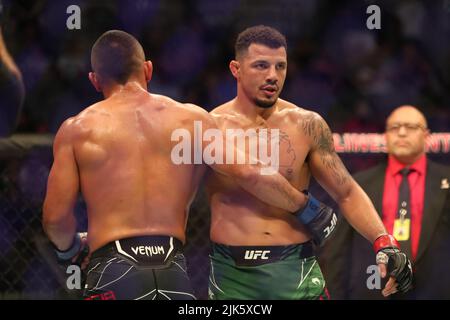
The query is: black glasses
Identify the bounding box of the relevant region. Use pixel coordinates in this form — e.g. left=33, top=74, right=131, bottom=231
left=386, top=123, right=426, bottom=133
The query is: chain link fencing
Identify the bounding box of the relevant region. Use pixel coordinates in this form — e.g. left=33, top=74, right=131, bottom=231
left=1, top=134, right=448, bottom=299
left=0, top=134, right=213, bottom=299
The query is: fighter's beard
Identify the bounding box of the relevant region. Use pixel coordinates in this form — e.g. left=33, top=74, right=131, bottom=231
left=254, top=97, right=277, bottom=109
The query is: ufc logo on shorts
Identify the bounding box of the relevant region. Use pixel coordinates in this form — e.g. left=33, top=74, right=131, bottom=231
left=244, top=250, right=270, bottom=260
left=323, top=213, right=337, bottom=238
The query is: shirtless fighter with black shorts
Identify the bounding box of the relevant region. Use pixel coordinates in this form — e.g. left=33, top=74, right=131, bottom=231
left=43, top=30, right=330, bottom=300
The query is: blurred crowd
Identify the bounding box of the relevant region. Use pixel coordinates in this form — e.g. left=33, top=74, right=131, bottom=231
left=2, top=0, right=449, bottom=134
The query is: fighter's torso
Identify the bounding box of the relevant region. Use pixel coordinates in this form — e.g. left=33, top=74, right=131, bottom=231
left=71, top=89, right=205, bottom=251
left=206, top=99, right=314, bottom=245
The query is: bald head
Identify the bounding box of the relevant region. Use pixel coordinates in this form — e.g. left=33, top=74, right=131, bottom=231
left=385, top=105, right=429, bottom=165
left=386, top=105, right=428, bottom=129
left=91, top=30, right=145, bottom=85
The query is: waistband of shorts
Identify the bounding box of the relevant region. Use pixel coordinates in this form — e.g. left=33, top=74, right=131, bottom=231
left=91, top=235, right=183, bottom=260
left=211, top=241, right=314, bottom=266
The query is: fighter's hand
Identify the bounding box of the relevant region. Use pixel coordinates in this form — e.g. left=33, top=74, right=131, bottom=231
left=294, top=191, right=338, bottom=246
left=54, top=232, right=90, bottom=269
left=373, top=234, right=413, bottom=296
left=377, top=264, right=398, bottom=296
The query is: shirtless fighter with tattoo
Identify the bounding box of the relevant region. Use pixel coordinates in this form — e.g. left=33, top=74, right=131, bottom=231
left=206, top=25, right=413, bottom=300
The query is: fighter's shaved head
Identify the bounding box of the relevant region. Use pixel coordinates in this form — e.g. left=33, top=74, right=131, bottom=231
left=91, top=30, right=145, bottom=85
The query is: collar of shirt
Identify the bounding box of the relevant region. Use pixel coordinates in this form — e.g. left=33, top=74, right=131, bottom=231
left=387, top=154, right=427, bottom=177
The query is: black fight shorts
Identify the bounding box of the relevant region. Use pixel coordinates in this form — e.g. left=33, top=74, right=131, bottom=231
left=83, top=235, right=195, bottom=300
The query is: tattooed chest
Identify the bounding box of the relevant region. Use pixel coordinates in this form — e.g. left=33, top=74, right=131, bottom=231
left=217, top=117, right=308, bottom=181
left=276, top=131, right=308, bottom=181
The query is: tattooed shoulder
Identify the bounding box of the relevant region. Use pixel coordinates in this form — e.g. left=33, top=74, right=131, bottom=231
left=299, top=111, right=334, bottom=153
left=298, top=111, right=349, bottom=186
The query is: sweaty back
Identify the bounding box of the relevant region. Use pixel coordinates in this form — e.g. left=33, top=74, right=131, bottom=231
left=72, top=86, right=205, bottom=250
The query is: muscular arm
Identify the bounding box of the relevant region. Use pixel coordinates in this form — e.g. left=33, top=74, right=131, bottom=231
left=199, top=108, right=307, bottom=212
left=42, top=119, right=79, bottom=250
left=303, top=113, right=387, bottom=243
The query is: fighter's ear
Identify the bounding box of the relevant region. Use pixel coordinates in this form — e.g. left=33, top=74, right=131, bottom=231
left=229, top=60, right=240, bottom=79
left=88, top=72, right=102, bottom=92
left=144, top=60, right=153, bottom=82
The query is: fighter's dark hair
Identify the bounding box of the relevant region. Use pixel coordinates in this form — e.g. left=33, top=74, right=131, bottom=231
left=91, top=30, right=145, bottom=84
left=234, top=25, right=287, bottom=59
